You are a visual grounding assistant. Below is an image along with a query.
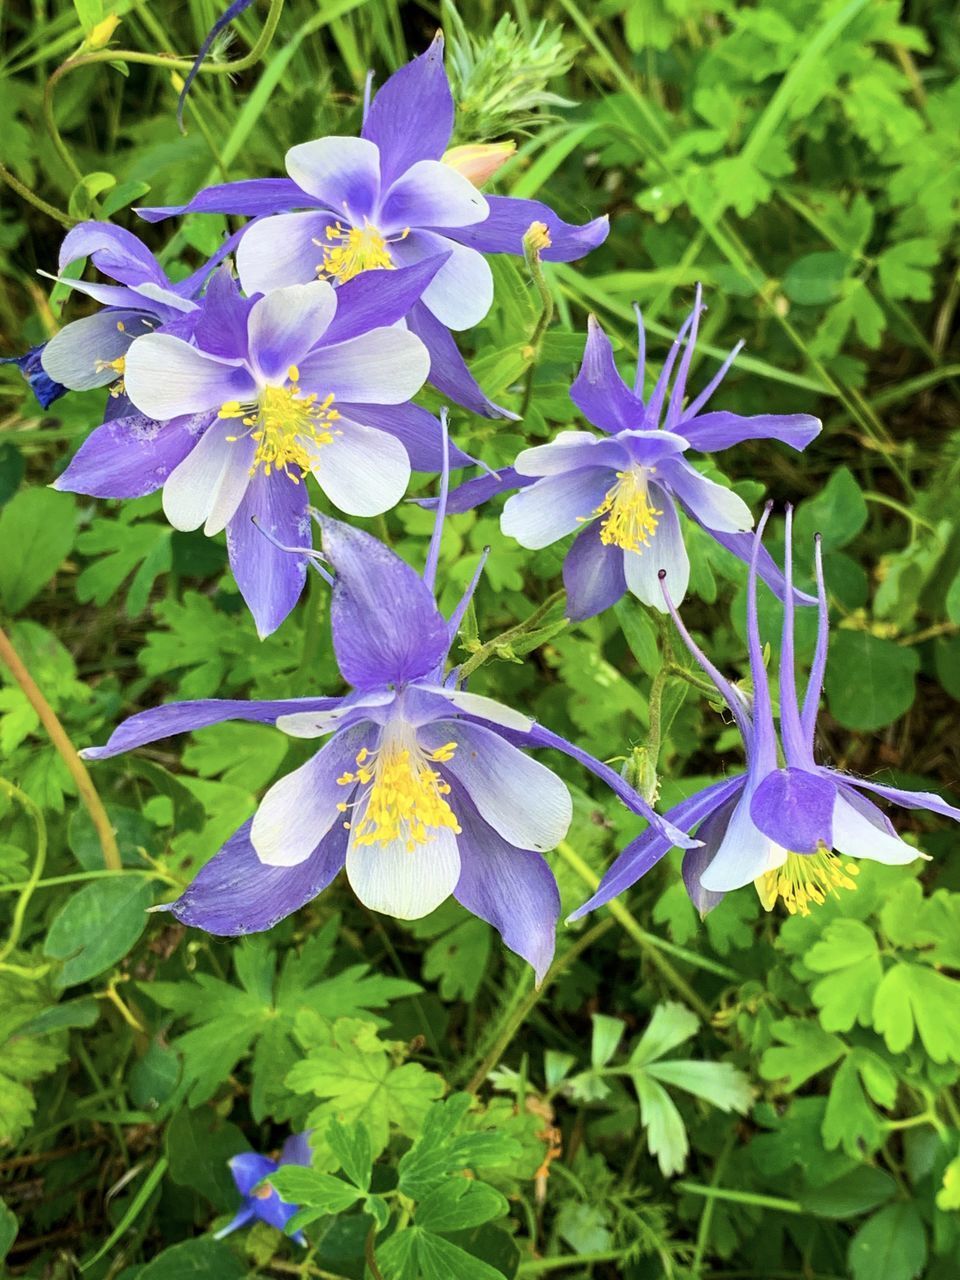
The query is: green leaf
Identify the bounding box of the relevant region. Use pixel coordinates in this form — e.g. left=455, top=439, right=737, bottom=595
left=137, top=1238, right=249, bottom=1280
left=101, top=180, right=152, bottom=217
left=633, top=1072, right=688, bottom=1177
left=326, top=1116, right=372, bottom=1191
left=645, top=1059, right=753, bottom=1113
left=267, top=1166, right=362, bottom=1215
left=75, top=504, right=173, bottom=618
left=0, top=488, right=76, bottom=613
left=417, top=1179, right=509, bottom=1232
left=43, top=877, right=152, bottom=989
left=783, top=250, right=850, bottom=305
left=614, top=597, right=661, bottom=676
left=71, top=0, right=103, bottom=34
left=793, top=466, right=867, bottom=551
left=0, top=442, right=25, bottom=508
left=825, top=631, right=919, bottom=732
left=379, top=1226, right=508, bottom=1280
left=629, top=1001, right=699, bottom=1066
left=804, top=919, right=883, bottom=1032
left=165, top=1110, right=248, bottom=1212
left=876, top=238, right=938, bottom=301
left=848, top=1202, right=927, bottom=1280
left=872, top=964, right=960, bottom=1063
left=799, top=1166, right=896, bottom=1219
left=0, top=1197, right=18, bottom=1262
left=823, top=1054, right=884, bottom=1157
left=759, top=1018, right=846, bottom=1090
left=590, top=1013, right=625, bottom=1068
left=68, top=170, right=116, bottom=221
left=398, top=1094, right=521, bottom=1200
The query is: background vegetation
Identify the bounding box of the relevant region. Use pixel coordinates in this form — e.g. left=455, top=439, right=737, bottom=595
left=1, top=1, right=959, bottom=1277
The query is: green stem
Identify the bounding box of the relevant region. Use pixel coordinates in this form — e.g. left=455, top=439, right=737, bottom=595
left=557, top=841, right=713, bottom=1020
left=457, top=590, right=565, bottom=681
left=0, top=777, right=47, bottom=966
left=0, top=867, right=180, bottom=895
left=516, top=1249, right=638, bottom=1274
left=0, top=160, right=74, bottom=227
left=465, top=918, right=615, bottom=1092
left=691, top=1131, right=735, bottom=1277
left=676, top=1182, right=804, bottom=1214
left=519, top=226, right=557, bottom=418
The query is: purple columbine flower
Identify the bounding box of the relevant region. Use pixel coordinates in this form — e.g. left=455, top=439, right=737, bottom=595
left=82, top=446, right=697, bottom=981
left=137, top=34, right=609, bottom=418
left=54, top=259, right=455, bottom=637
left=215, top=1132, right=312, bottom=1245
left=38, top=221, right=234, bottom=397
left=446, top=289, right=821, bottom=619
left=570, top=506, right=960, bottom=922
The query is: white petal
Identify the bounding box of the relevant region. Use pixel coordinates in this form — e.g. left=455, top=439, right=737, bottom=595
left=162, top=420, right=239, bottom=532
left=699, top=789, right=787, bottom=892
left=418, top=685, right=533, bottom=733
left=514, top=432, right=628, bottom=477
left=394, top=233, right=493, bottom=330
left=311, top=418, right=410, bottom=517
left=664, top=461, right=754, bottom=533
left=500, top=469, right=611, bottom=550
left=379, top=159, right=489, bottom=233
left=831, top=794, right=922, bottom=866
left=203, top=434, right=255, bottom=536
left=346, top=826, right=460, bottom=919
left=125, top=333, right=256, bottom=419
left=276, top=692, right=396, bottom=739
left=426, top=720, right=572, bottom=853
left=251, top=740, right=352, bottom=868
left=623, top=487, right=690, bottom=610
left=237, top=212, right=332, bottom=294
left=247, top=282, right=337, bottom=383
left=41, top=310, right=145, bottom=391
left=297, top=328, right=429, bottom=404
left=285, top=136, right=381, bottom=218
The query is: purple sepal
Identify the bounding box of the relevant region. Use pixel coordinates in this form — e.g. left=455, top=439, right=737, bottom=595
left=81, top=696, right=341, bottom=760
left=226, top=469, right=310, bottom=639
left=821, top=769, right=960, bottom=824
left=348, top=402, right=476, bottom=472
left=563, top=523, right=626, bottom=621
left=176, top=0, right=258, bottom=130
left=568, top=776, right=745, bottom=920
left=682, top=411, right=821, bottom=455
left=681, top=798, right=738, bottom=916
left=448, top=195, right=609, bottom=263
left=0, top=345, right=67, bottom=408
left=137, top=179, right=314, bottom=223
left=167, top=818, right=348, bottom=934
left=708, top=529, right=817, bottom=606
left=54, top=411, right=207, bottom=499
left=569, top=315, right=643, bottom=433
left=362, top=33, right=454, bottom=187
left=407, top=302, right=516, bottom=419
left=229, top=1152, right=277, bottom=1196
left=321, top=517, right=450, bottom=688
left=749, top=767, right=836, bottom=853
left=320, top=257, right=449, bottom=346
left=451, top=783, right=559, bottom=985
left=437, top=467, right=528, bottom=515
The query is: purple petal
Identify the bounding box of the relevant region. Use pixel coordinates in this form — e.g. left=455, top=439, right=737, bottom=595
left=0, top=344, right=66, bottom=408
left=406, top=301, right=515, bottom=419
left=709, top=530, right=818, bottom=607
left=285, top=137, right=381, bottom=220
left=659, top=457, right=753, bottom=534
left=213, top=1206, right=256, bottom=1240
left=749, top=767, right=836, bottom=853
left=320, top=257, right=450, bottom=346
left=54, top=411, right=206, bottom=499
left=451, top=782, right=559, bottom=984
left=58, top=221, right=166, bottom=286
left=501, top=468, right=613, bottom=550
left=137, top=179, right=314, bottom=223
left=511, top=723, right=702, bottom=850
left=681, top=411, right=822, bottom=454
left=515, top=431, right=631, bottom=477
left=440, top=467, right=529, bottom=516
left=681, top=794, right=740, bottom=916
left=321, top=517, right=449, bottom=687
left=568, top=776, right=745, bottom=920
left=167, top=818, right=348, bottom=935
left=229, top=1153, right=277, bottom=1196
left=226, top=470, right=310, bottom=639
left=570, top=316, right=644, bottom=433
left=82, top=696, right=340, bottom=760
left=563, top=522, right=626, bottom=621
left=447, top=195, right=609, bottom=262
left=379, top=159, right=487, bottom=234
left=346, top=401, right=475, bottom=472
left=361, top=34, right=454, bottom=188
left=823, top=770, right=960, bottom=825
left=190, top=266, right=254, bottom=359
left=279, top=1133, right=313, bottom=1167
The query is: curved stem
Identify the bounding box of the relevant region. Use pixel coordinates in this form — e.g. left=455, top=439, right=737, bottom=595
left=0, top=623, right=119, bottom=870
left=0, top=161, right=74, bottom=228
left=0, top=776, right=47, bottom=965
left=43, top=0, right=286, bottom=184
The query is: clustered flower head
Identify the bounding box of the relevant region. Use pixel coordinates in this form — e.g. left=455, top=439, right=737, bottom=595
left=11, top=31, right=954, bottom=1005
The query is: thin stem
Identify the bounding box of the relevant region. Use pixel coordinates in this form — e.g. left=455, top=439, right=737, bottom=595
left=0, top=623, right=119, bottom=870
left=517, top=1249, right=639, bottom=1274
left=519, top=224, right=557, bottom=418
left=466, top=919, right=615, bottom=1092
left=0, top=868, right=178, bottom=894
left=0, top=160, right=74, bottom=227
left=556, top=841, right=713, bottom=1021
left=0, top=776, right=47, bottom=965
left=458, top=590, right=565, bottom=681
left=364, top=1224, right=385, bottom=1280
left=676, top=1182, right=804, bottom=1214
left=691, top=1131, right=734, bottom=1277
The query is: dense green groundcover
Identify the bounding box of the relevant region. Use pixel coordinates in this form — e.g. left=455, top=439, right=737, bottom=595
left=2, top=0, right=960, bottom=1276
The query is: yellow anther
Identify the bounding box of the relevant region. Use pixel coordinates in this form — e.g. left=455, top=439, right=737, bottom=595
left=585, top=469, right=661, bottom=553
left=116, top=320, right=126, bottom=332
left=337, top=731, right=460, bottom=850
left=218, top=379, right=339, bottom=482
left=287, top=364, right=300, bottom=382
left=756, top=851, right=860, bottom=917
left=315, top=220, right=395, bottom=284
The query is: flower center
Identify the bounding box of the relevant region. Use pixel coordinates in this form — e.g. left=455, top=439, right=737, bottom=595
left=315, top=220, right=405, bottom=285
left=218, top=366, right=340, bottom=482
left=336, top=730, right=461, bottom=851
left=588, top=468, right=661, bottom=552
left=95, top=355, right=126, bottom=398
left=755, top=850, right=860, bottom=916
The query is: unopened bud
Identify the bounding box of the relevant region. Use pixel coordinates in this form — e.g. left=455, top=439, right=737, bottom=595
left=524, top=221, right=553, bottom=254
left=442, top=141, right=516, bottom=187
left=84, top=13, right=121, bottom=50
left=622, top=746, right=659, bottom=806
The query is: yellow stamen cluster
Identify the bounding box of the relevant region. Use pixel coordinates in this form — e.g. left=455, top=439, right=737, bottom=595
left=337, top=738, right=461, bottom=851
left=756, top=850, right=860, bottom=917
left=315, top=220, right=399, bottom=284
left=95, top=354, right=126, bottom=398
left=588, top=469, right=662, bottom=553
left=219, top=367, right=340, bottom=482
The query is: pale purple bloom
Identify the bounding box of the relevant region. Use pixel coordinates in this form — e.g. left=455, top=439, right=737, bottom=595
left=446, top=289, right=821, bottom=619
left=56, top=260, right=450, bottom=636
left=138, top=35, right=609, bottom=417
left=82, top=459, right=697, bottom=981
left=570, top=506, right=960, bottom=921
left=215, top=1132, right=312, bottom=1245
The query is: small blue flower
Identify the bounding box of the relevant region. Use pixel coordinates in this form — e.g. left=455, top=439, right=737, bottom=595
left=215, top=1132, right=312, bottom=1245
left=138, top=34, right=609, bottom=417
left=83, top=441, right=698, bottom=981
left=446, top=289, right=822, bottom=619
left=0, top=344, right=65, bottom=409
left=570, top=506, right=960, bottom=921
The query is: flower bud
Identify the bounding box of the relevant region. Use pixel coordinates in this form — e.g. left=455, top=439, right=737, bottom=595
left=442, top=141, right=516, bottom=187
left=84, top=14, right=121, bottom=50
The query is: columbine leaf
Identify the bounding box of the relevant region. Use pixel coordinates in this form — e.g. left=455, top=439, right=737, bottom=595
left=759, top=1018, right=846, bottom=1091
left=398, top=1093, right=522, bottom=1200
left=872, top=964, right=960, bottom=1063
left=416, top=1179, right=509, bottom=1232
left=267, top=1166, right=362, bottom=1216
left=629, top=1002, right=699, bottom=1067
left=646, top=1058, right=753, bottom=1113
left=848, top=1202, right=928, bottom=1280
left=633, top=1072, right=688, bottom=1177
left=803, top=919, right=882, bottom=1033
